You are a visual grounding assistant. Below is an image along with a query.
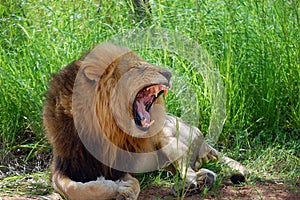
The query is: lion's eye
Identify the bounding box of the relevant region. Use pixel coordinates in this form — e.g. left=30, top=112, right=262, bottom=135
left=134, top=65, right=145, bottom=70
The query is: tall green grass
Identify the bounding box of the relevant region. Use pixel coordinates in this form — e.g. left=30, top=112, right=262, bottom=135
left=0, top=0, right=299, bottom=182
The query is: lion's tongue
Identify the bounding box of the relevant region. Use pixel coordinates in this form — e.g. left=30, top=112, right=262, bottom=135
left=135, top=99, right=151, bottom=127
left=135, top=84, right=168, bottom=128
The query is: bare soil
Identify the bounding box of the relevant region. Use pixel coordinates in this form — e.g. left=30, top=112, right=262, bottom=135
left=139, top=181, right=300, bottom=200
left=1, top=181, right=299, bottom=200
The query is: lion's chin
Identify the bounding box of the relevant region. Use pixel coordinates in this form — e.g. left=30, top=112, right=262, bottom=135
left=133, top=84, right=168, bottom=131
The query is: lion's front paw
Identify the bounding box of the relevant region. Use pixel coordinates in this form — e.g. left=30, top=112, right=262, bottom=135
left=116, top=176, right=140, bottom=200
left=172, top=168, right=216, bottom=197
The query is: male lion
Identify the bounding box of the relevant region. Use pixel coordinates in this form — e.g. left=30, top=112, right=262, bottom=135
left=43, top=43, right=248, bottom=200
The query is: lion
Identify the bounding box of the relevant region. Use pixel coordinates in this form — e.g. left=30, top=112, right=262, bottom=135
left=43, top=43, right=248, bottom=200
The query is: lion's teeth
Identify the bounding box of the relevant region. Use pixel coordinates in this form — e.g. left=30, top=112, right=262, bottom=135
left=141, top=119, right=154, bottom=127
left=153, top=85, right=160, bottom=97
left=145, top=85, right=169, bottom=98
left=163, top=88, right=168, bottom=97
left=141, top=118, right=147, bottom=127
left=149, top=120, right=155, bottom=127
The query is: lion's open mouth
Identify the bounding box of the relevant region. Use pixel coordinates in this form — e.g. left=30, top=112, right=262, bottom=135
left=133, top=84, right=168, bottom=130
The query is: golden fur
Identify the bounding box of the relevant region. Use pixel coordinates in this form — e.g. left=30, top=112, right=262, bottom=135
left=43, top=43, right=248, bottom=200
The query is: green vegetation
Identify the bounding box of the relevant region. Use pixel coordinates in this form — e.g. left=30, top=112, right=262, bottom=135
left=0, top=0, right=299, bottom=198
left=0, top=172, right=52, bottom=196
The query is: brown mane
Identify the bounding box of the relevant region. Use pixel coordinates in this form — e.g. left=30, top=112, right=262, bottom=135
left=44, top=43, right=164, bottom=182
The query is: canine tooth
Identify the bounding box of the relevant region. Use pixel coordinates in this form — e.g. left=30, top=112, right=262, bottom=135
left=153, top=85, right=160, bottom=97
left=141, top=118, right=147, bottom=127
left=149, top=120, right=155, bottom=127
left=163, top=89, right=168, bottom=97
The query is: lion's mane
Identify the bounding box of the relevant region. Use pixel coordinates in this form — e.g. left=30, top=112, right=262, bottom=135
left=43, top=43, right=169, bottom=182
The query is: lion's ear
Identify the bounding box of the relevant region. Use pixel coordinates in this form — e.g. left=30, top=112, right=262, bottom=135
left=83, top=64, right=103, bottom=82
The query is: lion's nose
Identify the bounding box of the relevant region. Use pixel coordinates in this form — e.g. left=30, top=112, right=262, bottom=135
left=159, top=71, right=172, bottom=82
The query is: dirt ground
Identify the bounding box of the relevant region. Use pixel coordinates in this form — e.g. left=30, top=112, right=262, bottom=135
left=1, top=181, right=299, bottom=200
left=138, top=181, right=300, bottom=200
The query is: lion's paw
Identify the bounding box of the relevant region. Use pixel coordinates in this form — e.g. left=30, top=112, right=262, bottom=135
left=117, top=178, right=140, bottom=200
left=194, top=168, right=216, bottom=190
left=172, top=168, right=216, bottom=197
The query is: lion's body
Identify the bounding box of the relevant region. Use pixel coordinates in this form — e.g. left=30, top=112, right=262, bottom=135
left=43, top=43, right=248, bottom=200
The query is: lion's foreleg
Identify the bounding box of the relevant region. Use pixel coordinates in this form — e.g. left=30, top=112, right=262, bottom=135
left=53, top=171, right=118, bottom=200
left=194, top=143, right=249, bottom=176
left=161, top=116, right=217, bottom=196
left=53, top=172, right=140, bottom=200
